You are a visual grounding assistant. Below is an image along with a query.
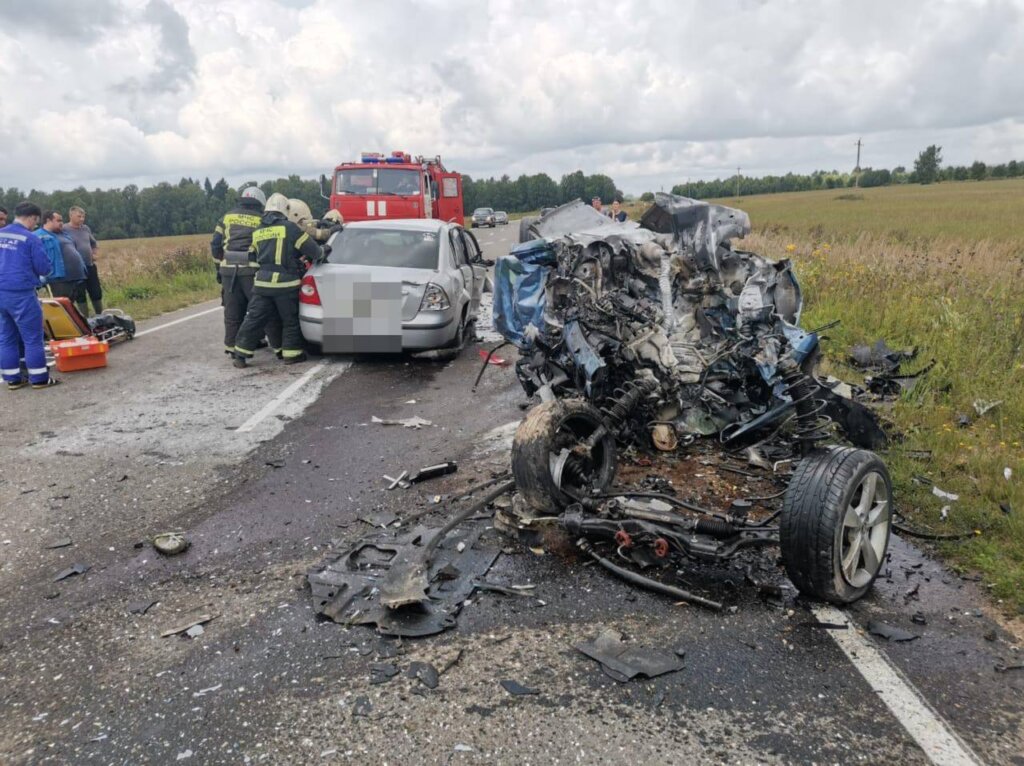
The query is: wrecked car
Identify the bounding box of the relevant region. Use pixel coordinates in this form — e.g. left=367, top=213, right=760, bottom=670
left=492, top=194, right=892, bottom=605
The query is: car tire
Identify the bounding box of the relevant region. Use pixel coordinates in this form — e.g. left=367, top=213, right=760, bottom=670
left=303, top=339, right=324, bottom=357
left=518, top=216, right=539, bottom=243
left=446, top=308, right=468, bottom=352
left=511, top=399, right=618, bottom=513
left=780, top=447, right=893, bottom=604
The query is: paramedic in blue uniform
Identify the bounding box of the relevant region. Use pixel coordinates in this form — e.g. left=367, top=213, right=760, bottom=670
left=0, top=202, right=60, bottom=389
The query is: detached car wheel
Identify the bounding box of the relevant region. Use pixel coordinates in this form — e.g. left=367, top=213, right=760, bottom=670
left=511, top=399, right=617, bottom=512
left=780, top=447, right=892, bottom=604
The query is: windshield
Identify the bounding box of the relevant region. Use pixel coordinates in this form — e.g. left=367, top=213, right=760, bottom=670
left=474, top=208, right=493, bottom=215
left=327, top=227, right=440, bottom=270
left=334, top=168, right=421, bottom=196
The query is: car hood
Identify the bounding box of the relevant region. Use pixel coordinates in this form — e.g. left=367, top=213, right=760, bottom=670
left=309, top=262, right=446, bottom=320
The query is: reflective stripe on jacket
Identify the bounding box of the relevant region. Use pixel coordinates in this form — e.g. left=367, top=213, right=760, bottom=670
left=211, top=198, right=264, bottom=273
left=250, top=212, right=322, bottom=290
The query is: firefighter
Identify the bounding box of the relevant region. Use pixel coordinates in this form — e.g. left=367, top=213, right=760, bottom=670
left=0, top=202, right=59, bottom=390
left=232, top=194, right=322, bottom=368
left=211, top=186, right=281, bottom=355
left=287, top=200, right=344, bottom=244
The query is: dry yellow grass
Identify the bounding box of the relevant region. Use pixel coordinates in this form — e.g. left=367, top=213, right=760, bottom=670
left=96, top=234, right=217, bottom=320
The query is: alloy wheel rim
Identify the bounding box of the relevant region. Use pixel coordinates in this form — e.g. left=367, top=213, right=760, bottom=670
left=839, top=471, right=890, bottom=588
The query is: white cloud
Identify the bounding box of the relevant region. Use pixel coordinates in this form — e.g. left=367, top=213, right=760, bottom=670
left=0, top=0, right=1022, bottom=194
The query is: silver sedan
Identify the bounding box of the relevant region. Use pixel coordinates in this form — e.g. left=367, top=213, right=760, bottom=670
left=298, top=219, right=491, bottom=353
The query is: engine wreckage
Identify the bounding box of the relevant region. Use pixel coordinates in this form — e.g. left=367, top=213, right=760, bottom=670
left=308, top=194, right=895, bottom=637
left=493, top=194, right=893, bottom=607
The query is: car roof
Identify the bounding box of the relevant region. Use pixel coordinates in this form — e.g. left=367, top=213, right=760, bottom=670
left=343, top=218, right=449, bottom=233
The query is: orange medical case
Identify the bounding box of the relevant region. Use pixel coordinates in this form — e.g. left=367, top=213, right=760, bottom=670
left=49, top=337, right=109, bottom=372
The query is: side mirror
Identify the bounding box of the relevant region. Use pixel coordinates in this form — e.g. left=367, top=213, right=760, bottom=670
left=319, top=174, right=330, bottom=201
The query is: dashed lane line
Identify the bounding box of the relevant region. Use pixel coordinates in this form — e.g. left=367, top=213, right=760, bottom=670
left=134, top=305, right=222, bottom=337
left=812, top=604, right=983, bottom=766
left=236, top=360, right=332, bottom=433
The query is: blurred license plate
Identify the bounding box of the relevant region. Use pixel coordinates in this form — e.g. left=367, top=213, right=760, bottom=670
left=321, top=276, right=402, bottom=353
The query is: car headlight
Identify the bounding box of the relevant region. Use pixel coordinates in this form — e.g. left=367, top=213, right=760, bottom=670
left=419, top=283, right=451, bottom=311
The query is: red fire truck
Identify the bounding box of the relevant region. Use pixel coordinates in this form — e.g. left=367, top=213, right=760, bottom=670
left=322, top=151, right=464, bottom=225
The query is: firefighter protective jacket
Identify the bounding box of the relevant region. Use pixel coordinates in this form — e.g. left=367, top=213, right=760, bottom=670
left=211, top=197, right=265, bottom=275
left=250, top=211, right=322, bottom=290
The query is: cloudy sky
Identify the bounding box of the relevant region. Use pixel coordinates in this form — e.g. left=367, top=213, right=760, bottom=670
left=1, top=0, right=1022, bottom=194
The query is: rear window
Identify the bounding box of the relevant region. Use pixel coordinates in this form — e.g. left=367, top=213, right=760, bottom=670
left=334, top=168, right=421, bottom=196
left=328, top=227, right=440, bottom=270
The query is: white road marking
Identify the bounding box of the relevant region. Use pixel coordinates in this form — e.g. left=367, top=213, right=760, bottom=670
left=236, top=360, right=330, bottom=433
left=812, top=605, right=983, bottom=766
left=134, top=306, right=222, bottom=337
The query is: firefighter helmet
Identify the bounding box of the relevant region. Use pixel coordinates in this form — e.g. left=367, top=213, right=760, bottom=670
left=264, top=193, right=290, bottom=215
left=322, top=209, right=344, bottom=225
left=287, top=198, right=313, bottom=228
left=239, top=186, right=267, bottom=206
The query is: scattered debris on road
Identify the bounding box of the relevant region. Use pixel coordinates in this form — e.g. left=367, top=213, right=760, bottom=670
left=359, top=510, right=400, bottom=528
left=867, top=620, right=920, bottom=642
left=500, top=679, right=539, bottom=696
left=371, top=415, right=432, bottom=429
left=574, top=628, right=686, bottom=682
left=408, top=461, right=458, bottom=484
left=160, top=613, right=215, bottom=638
left=128, top=599, right=158, bottom=615
left=44, top=537, right=73, bottom=549
left=53, top=563, right=89, bottom=582
left=153, top=532, right=190, bottom=555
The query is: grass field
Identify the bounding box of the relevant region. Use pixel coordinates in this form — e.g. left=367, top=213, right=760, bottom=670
left=96, top=233, right=217, bottom=320
left=704, top=180, right=1024, bottom=611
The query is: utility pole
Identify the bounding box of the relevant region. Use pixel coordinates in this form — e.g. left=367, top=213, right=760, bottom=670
left=854, top=138, right=863, bottom=187
left=735, top=167, right=741, bottom=198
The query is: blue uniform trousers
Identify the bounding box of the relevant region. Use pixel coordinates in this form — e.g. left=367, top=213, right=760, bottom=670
left=0, top=289, right=48, bottom=385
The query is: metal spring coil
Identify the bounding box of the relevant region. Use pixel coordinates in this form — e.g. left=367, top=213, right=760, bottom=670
left=600, top=378, right=656, bottom=428
left=780, top=363, right=832, bottom=449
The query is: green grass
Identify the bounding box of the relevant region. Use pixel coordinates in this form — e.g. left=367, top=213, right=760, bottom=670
left=709, top=178, right=1024, bottom=244
left=715, top=179, right=1024, bottom=612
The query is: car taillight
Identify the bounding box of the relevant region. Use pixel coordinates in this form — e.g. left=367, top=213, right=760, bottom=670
left=419, top=283, right=450, bottom=311
left=299, top=275, right=321, bottom=306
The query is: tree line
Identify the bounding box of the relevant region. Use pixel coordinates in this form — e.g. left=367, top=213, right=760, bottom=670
left=670, top=148, right=1024, bottom=199
left=1, top=169, right=622, bottom=240
left=462, top=170, right=621, bottom=213
left=0, top=176, right=330, bottom=241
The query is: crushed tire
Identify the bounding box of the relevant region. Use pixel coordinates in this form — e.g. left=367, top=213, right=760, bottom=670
left=780, top=446, right=892, bottom=604
left=511, top=399, right=617, bottom=512
left=518, top=216, right=539, bottom=244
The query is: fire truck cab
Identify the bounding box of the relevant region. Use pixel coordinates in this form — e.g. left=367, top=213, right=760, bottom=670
left=324, top=151, right=464, bottom=225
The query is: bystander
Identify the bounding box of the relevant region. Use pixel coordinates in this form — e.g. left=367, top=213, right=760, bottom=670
left=65, top=206, right=102, bottom=316
left=38, top=211, right=87, bottom=312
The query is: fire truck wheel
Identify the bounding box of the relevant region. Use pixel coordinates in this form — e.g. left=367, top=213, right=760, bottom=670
left=780, top=447, right=892, bottom=604
left=511, top=399, right=617, bottom=512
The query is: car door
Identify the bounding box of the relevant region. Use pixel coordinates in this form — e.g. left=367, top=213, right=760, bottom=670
left=459, top=228, right=485, bottom=318
left=447, top=227, right=473, bottom=319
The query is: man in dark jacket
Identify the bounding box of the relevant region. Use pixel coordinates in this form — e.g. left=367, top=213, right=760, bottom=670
left=211, top=186, right=281, bottom=354
left=232, top=194, right=322, bottom=368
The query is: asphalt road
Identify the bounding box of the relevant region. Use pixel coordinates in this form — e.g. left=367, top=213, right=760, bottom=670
left=1, top=222, right=1022, bottom=765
